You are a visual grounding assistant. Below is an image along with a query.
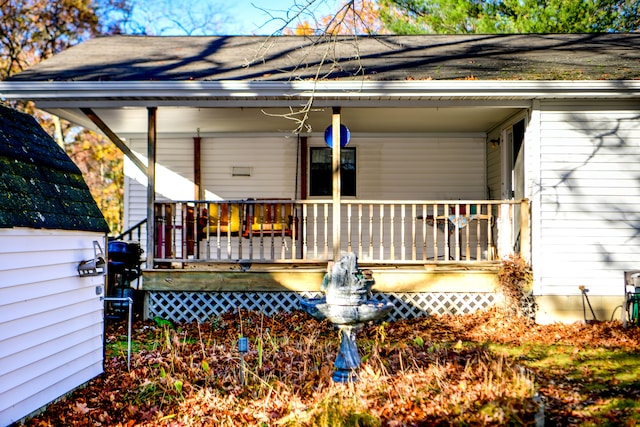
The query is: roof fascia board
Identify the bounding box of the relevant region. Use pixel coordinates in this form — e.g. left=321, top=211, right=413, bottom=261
left=33, top=99, right=532, bottom=109
left=118, top=131, right=488, bottom=139
left=1, top=80, right=639, bottom=102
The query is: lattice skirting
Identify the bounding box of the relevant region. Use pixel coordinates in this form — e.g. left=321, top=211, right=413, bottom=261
left=147, top=291, right=501, bottom=323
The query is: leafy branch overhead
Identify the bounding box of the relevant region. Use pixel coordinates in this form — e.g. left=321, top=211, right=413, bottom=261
left=377, top=0, right=640, bottom=34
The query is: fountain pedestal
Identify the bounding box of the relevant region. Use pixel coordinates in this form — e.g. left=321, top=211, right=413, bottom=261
left=333, top=324, right=361, bottom=382
left=299, top=252, right=393, bottom=382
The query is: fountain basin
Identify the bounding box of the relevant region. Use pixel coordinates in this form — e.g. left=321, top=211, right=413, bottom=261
left=300, top=297, right=393, bottom=325
left=299, top=252, right=394, bottom=382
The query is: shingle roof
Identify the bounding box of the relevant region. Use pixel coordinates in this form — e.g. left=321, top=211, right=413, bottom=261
left=0, top=105, right=109, bottom=232
left=7, top=33, right=640, bottom=82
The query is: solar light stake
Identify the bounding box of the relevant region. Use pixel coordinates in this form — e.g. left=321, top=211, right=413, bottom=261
left=238, top=337, right=248, bottom=385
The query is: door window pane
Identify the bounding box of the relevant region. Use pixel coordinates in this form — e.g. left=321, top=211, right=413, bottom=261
left=310, top=147, right=356, bottom=196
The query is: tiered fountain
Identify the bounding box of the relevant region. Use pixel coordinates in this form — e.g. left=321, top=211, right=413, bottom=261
left=300, top=252, right=394, bottom=382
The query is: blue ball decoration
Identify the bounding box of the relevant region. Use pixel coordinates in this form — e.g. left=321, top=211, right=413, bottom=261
left=324, top=124, right=350, bottom=148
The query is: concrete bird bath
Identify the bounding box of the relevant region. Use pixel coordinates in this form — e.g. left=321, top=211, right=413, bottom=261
left=300, top=252, right=393, bottom=382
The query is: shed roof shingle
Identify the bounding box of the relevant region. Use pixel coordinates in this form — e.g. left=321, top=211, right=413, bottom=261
left=8, top=34, right=640, bottom=82
left=0, top=105, right=109, bottom=232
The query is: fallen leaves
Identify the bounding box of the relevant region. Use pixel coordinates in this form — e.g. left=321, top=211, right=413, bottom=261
left=19, top=308, right=640, bottom=426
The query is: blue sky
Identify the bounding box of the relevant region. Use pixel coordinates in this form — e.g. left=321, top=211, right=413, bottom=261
left=224, top=0, right=340, bottom=34
left=232, top=0, right=330, bottom=33
left=131, top=0, right=339, bottom=35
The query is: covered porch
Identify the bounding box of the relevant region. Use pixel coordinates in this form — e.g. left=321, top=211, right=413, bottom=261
left=0, top=36, right=539, bottom=321
left=151, top=199, right=529, bottom=265
left=137, top=198, right=530, bottom=322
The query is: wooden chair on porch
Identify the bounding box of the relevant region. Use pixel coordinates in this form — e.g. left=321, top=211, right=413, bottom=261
left=242, top=200, right=295, bottom=237
left=200, top=203, right=242, bottom=236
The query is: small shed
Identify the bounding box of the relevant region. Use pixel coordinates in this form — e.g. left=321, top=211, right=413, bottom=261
left=0, top=105, right=109, bottom=425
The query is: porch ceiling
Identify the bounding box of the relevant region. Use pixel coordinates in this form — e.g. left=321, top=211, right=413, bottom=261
left=47, top=105, right=521, bottom=136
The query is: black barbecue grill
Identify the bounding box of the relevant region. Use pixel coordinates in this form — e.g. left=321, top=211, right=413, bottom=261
left=107, top=240, right=143, bottom=318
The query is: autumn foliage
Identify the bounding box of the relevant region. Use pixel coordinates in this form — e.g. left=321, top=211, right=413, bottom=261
left=289, top=0, right=388, bottom=36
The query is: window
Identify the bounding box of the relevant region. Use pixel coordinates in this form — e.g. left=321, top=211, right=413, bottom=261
left=309, top=147, right=356, bottom=196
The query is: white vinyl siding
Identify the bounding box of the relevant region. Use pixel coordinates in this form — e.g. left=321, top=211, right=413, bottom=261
left=0, top=228, right=104, bottom=425
left=124, top=134, right=486, bottom=213
left=353, top=136, right=486, bottom=200
left=201, top=137, right=299, bottom=200
left=536, top=101, right=640, bottom=296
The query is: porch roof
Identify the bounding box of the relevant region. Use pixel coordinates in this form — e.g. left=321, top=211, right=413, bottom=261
left=0, top=34, right=638, bottom=136
left=7, top=33, right=640, bottom=83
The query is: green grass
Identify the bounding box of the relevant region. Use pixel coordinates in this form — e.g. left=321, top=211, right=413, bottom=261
left=490, top=342, right=640, bottom=424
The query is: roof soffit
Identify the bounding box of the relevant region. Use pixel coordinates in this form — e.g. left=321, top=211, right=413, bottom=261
left=1, top=80, right=639, bottom=109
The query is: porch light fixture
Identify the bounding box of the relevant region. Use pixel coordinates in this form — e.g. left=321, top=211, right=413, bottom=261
left=489, top=138, right=500, bottom=149
left=324, top=124, right=350, bottom=148
left=232, top=166, right=252, bottom=177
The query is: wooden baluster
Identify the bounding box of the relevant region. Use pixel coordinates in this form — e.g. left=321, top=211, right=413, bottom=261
left=465, top=203, right=471, bottom=261
left=269, top=202, right=275, bottom=261
left=444, top=203, right=450, bottom=260
left=238, top=202, right=243, bottom=260
left=258, top=202, right=264, bottom=260
left=368, top=204, right=374, bottom=260
left=389, top=204, right=396, bottom=261
left=454, top=204, right=460, bottom=261
left=422, top=204, right=427, bottom=261
left=287, top=202, right=299, bottom=259
left=226, top=203, right=233, bottom=261
left=302, top=204, right=308, bottom=260
left=400, top=203, right=407, bottom=261
left=476, top=204, right=482, bottom=260
left=280, top=202, right=286, bottom=260
left=401, top=204, right=406, bottom=261
left=247, top=203, right=254, bottom=260
left=411, top=204, right=417, bottom=261
left=171, top=203, right=177, bottom=259
left=432, top=203, right=438, bottom=260
left=323, top=203, right=329, bottom=259
left=179, top=203, right=184, bottom=259
left=358, top=204, right=363, bottom=258
left=347, top=204, right=352, bottom=254
left=204, top=202, right=211, bottom=260
left=313, top=204, right=318, bottom=259
left=487, top=205, right=495, bottom=261
left=215, top=203, right=221, bottom=260
left=379, top=205, right=384, bottom=261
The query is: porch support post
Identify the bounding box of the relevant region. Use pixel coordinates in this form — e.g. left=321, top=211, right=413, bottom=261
left=146, top=107, right=157, bottom=267
left=332, top=107, right=341, bottom=261
left=194, top=132, right=202, bottom=200
left=520, top=198, right=531, bottom=263
left=300, top=136, right=308, bottom=199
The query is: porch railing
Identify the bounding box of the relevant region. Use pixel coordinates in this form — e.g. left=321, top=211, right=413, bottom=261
left=152, top=199, right=530, bottom=265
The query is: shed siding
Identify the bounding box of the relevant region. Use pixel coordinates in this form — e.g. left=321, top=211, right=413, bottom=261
left=0, top=228, right=104, bottom=425
left=537, top=101, right=640, bottom=296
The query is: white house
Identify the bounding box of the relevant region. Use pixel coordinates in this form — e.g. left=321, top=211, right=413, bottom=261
left=1, top=33, right=639, bottom=324
left=0, top=106, right=109, bottom=425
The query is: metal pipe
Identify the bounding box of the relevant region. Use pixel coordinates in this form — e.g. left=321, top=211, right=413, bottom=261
left=103, top=296, right=134, bottom=370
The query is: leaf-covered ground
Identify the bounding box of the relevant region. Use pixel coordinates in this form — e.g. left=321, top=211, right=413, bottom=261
left=20, top=308, right=640, bottom=426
